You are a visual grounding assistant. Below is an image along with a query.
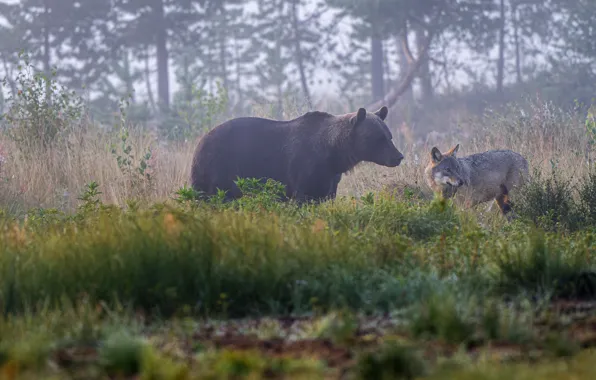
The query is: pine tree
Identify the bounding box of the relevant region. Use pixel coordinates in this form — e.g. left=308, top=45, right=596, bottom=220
left=2, top=0, right=114, bottom=94
left=245, top=0, right=329, bottom=117
left=326, top=0, right=497, bottom=105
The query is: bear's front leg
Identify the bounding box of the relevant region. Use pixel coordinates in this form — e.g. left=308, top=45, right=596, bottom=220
left=293, top=179, right=337, bottom=205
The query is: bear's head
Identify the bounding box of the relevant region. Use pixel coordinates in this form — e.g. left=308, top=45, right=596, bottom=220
left=349, top=106, right=404, bottom=168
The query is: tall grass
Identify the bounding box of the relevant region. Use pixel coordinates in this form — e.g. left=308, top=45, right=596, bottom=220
left=0, top=187, right=593, bottom=319
left=0, top=194, right=461, bottom=317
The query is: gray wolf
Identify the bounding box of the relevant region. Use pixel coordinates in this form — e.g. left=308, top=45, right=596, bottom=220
left=191, top=106, right=404, bottom=203
left=424, top=144, right=529, bottom=217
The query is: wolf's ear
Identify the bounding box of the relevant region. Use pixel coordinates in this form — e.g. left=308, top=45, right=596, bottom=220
left=445, top=144, right=460, bottom=157
left=350, top=108, right=367, bottom=126
left=374, top=106, right=388, bottom=121
left=431, top=147, right=443, bottom=163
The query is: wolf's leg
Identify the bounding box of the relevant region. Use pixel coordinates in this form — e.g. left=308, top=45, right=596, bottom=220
left=495, top=184, right=513, bottom=217
left=485, top=200, right=495, bottom=212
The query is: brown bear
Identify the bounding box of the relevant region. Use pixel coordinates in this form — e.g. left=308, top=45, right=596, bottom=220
left=190, top=106, right=404, bottom=203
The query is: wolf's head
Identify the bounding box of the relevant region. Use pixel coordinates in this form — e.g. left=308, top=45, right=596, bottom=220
left=427, top=144, right=465, bottom=190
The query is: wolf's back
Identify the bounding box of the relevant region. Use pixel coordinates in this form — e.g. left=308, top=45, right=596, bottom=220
left=465, top=150, right=527, bottom=172
left=463, top=149, right=529, bottom=191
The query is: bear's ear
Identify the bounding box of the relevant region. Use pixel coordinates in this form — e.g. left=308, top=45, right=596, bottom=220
left=431, top=147, right=443, bottom=164
left=374, top=106, right=388, bottom=121
left=350, top=108, right=367, bottom=126
left=445, top=144, right=460, bottom=157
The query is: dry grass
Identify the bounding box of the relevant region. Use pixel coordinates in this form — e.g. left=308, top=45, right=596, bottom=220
left=0, top=125, right=195, bottom=212
left=0, top=97, right=591, bottom=214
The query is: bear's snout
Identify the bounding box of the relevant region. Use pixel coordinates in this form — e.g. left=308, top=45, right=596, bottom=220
left=390, top=152, right=404, bottom=166
left=384, top=149, right=404, bottom=167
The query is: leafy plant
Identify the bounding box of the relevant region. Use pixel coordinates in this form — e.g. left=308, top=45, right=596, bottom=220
left=515, top=167, right=582, bottom=232
left=110, top=95, right=154, bottom=194
left=0, top=51, right=85, bottom=152
left=76, top=182, right=103, bottom=215
left=173, top=185, right=203, bottom=209
left=226, top=177, right=289, bottom=212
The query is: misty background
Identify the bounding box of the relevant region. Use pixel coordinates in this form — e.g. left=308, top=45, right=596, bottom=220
left=0, top=0, right=594, bottom=143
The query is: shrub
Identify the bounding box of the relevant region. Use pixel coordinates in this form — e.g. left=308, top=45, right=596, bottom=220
left=514, top=167, right=582, bottom=231
left=0, top=52, right=85, bottom=152
left=493, top=229, right=596, bottom=299
left=98, top=332, right=148, bottom=377
left=354, top=342, right=426, bottom=380
left=578, top=168, right=596, bottom=226
left=409, top=292, right=476, bottom=345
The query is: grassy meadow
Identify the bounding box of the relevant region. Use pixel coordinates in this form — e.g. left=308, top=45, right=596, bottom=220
left=1, top=67, right=596, bottom=378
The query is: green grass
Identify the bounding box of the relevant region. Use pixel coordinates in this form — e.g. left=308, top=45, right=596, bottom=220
left=0, top=179, right=596, bottom=318
left=0, top=178, right=596, bottom=377
left=0, top=189, right=465, bottom=318
left=2, top=187, right=593, bottom=319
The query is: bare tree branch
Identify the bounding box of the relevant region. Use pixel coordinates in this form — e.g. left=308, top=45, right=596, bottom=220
left=400, top=24, right=415, bottom=65
left=366, top=29, right=434, bottom=111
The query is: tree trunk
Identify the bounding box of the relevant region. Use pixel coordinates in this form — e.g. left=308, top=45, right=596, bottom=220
left=383, top=40, right=391, bottom=88
left=497, top=0, right=506, bottom=94
left=217, top=9, right=230, bottom=114
left=182, top=54, right=192, bottom=105
left=512, top=3, right=522, bottom=84
left=154, top=0, right=169, bottom=110
left=366, top=29, right=434, bottom=111
left=2, top=57, right=16, bottom=96
left=415, top=27, right=433, bottom=102
left=218, top=16, right=229, bottom=93
left=290, top=0, right=312, bottom=109
left=43, top=0, right=51, bottom=103
left=275, top=41, right=283, bottom=119
left=123, top=51, right=134, bottom=103
left=233, top=31, right=243, bottom=114
left=371, top=32, right=385, bottom=103
left=144, top=46, right=156, bottom=113
left=275, top=0, right=284, bottom=119
left=396, top=34, right=415, bottom=105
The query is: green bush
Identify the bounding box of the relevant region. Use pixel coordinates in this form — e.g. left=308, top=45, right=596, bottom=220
left=0, top=52, right=85, bottom=152
left=493, top=229, right=596, bottom=299
left=578, top=168, right=596, bottom=225
left=515, top=167, right=582, bottom=231
left=354, top=342, right=427, bottom=380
